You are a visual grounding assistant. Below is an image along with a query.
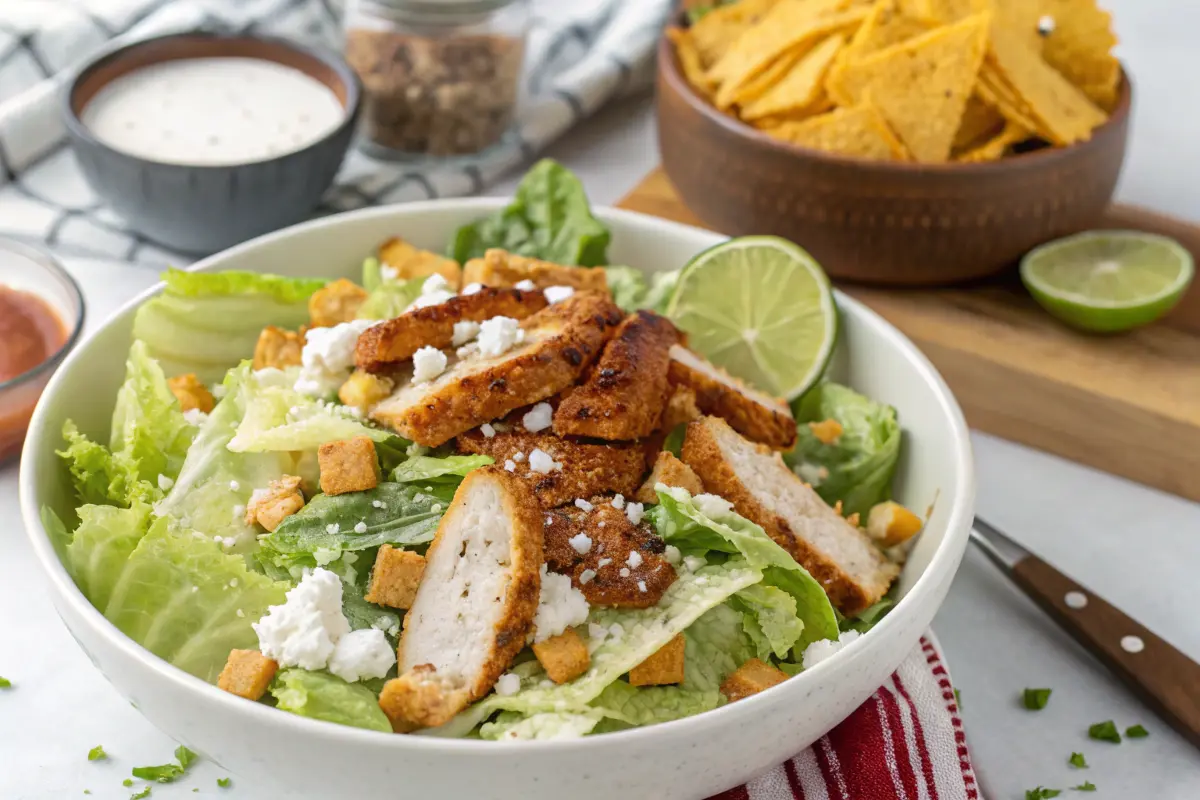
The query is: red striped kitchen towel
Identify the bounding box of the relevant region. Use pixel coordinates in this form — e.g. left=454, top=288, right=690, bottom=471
left=711, top=635, right=979, bottom=800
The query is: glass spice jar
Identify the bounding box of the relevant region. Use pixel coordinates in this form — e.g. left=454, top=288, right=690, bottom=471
left=344, top=0, right=529, bottom=158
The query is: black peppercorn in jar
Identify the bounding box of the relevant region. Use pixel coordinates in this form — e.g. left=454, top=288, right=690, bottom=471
left=344, top=0, right=529, bottom=157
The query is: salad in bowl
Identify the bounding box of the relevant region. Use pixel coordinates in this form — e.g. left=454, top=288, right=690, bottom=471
left=41, top=161, right=931, bottom=742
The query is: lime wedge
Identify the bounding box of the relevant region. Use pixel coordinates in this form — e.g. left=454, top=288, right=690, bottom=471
left=665, top=236, right=837, bottom=399
left=1021, top=231, right=1194, bottom=333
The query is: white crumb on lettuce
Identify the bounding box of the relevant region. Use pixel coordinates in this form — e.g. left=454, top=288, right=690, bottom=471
left=253, top=568, right=350, bottom=671
left=692, top=493, right=734, bottom=520
left=327, top=628, right=395, bottom=682
left=495, top=673, right=522, bottom=696
left=802, top=629, right=862, bottom=669
left=295, top=318, right=377, bottom=397
left=412, top=345, right=448, bottom=384
left=664, top=545, right=682, bottom=565
left=683, top=555, right=707, bottom=573
left=522, top=402, right=553, bottom=432
left=380, top=264, right=398, bottom=281
left=532, top=565, right=590, bottom=643
left=182, top=408, right=208, bottom=425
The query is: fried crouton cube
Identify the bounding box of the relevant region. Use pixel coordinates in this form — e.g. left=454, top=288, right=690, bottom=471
left=253, top=325, right=305, bottom=370
left=379, top=236, right=462, bottom=288
left=309, top=278, right=368, bottom=327
left=628, top=633, right=686, bottom=686
left=218, top=649, right=278, bottom=701
left=720, top=658, right=789, bottom=702
left=245, top=475, right=305, bottom=532
left=866, top=500, right=923, bottom=548
left=365, top=545, right=426, bottom=610
left=532, top=628, right=591, bottom=684
left=338, top=370, right=394, bottom=412
left=808, top=418, right=844, bottom=446
left=635, top=451, right=705, bottom=504
left=318, top=436, right=380, bottom=495
left=167, top=373, right=214, bottom=413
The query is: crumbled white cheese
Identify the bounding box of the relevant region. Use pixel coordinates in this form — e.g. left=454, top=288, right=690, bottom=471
left=354, top=521, right=368, bottom=534
left=504, top=459, right=516, bottom=472
left=579, top=568, right=597, bottom=585
left=575, top=498, right=595, bottom=512
left=477, top=316, right=524, bottom=358
left=637, top=580, right=647, bottom=593
left=683, top=555, right=707, bottom=573
left=494, top=672, right=521, bottom=696
left=545, top=515, right=553, bottom=526
left=481, top=423, right=496, bottom=438
left=327, top=628, right=396, bottom=682
left=372, top=500, right=384, bottom=509
left=543, top=285, right=575, bottom=304
left=512, top=451, right=526, bottom=462
left=626, top=550, right=643, bottom=569
left=568, top=533, right=593, bottom=555
left=802, top=630, right=862, bottom=669
left=157, top=474, right=175, bottom=491
left=588, top=622, right=608, bottom=642
left=514, top=279, right=537, bottom=291
left=451, top=320, right=481, bottom=346
left=533, top=565, right=590, bottom=643
left=664, top=545, right=682, bottom=565
left=693, top=493, right=734, bottom=520
left=522, top=402, right=553, bottom=433
left=597, top=557, right=612, bottom=568
left=431, top=504, right=442, bottom=513
left=229, top=480, right=240, bottom=491
left=461, top=282, right=483, bottom=295
left=406, top=273, right=457, bottom=311
left=619, top=567, right=631, bottom=578
left=608, top=623, right=624, bottom=641
left=625, top=502, right=645, bottom=525
left=412, top=345, right=448, bottom=384
left=182, top=408, right=208, bottom=425
left=528, top=448, right=562, bottom=474
left=455, top=343, right=479, bottom=359
left=611, top=494, right=625, bottom=510
left=295, top=318, right=378, bottom=397
left=1037, top=14, right=1055, bottom=35
left=253, top=568, right=351, bottom=670
left=380, top=264, right=399, bottom=281
left=326, top=523, right=340, bottom=535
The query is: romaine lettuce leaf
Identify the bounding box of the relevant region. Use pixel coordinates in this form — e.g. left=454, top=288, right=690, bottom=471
left=681, top=602, right=756, bottom=693
left=66, top=502, right=152, bottom=611
left=132, top=269, right=328, bottom=383
left=58, top=420, right=158, bottom=508
left=361, top=257, right=384, bottom=293
left=448, top=159, right=610, bottom=267
left=641, top=270, right=680, bottom=315
left=729, top=584, right=805, bottom=661
left=356, top=278, right=423, bottom=321
left=270, top=669, right=391, bottom=733
left=603, top=266, right=648, bottom=311
left=390, top=454, right=493, bottom=485
left=479, top=710, right=604, bottom=741
left=110, top=341, right=196, bottom=485
left=840, top=594, right=895, bottom=635
left=590, top=679, right=719, bottom=732
left=103, top=517, right=290, bottom=683
left=787, top=383, right=902, bottom=518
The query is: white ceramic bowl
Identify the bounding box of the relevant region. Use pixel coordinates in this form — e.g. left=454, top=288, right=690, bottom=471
left=19, top=200, right=975, bottom=800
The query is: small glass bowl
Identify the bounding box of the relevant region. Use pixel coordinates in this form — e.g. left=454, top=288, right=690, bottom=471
left=0, top=238, right=85, bottom=462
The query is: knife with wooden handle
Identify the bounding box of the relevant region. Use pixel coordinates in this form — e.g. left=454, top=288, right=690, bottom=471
left=972, top=517, right=1200, bottom=750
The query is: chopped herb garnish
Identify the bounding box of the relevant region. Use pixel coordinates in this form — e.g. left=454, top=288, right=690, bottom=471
left=1126, top=724, right=1149, bottom=738
left=1025, top=788, right=1062, bottom=800
left=130, top=787, right=152, bottom=800
left=131, top=745, right=199, bottom=783
left=87, top=745, right=107, bottom=761
left=123, top=779, right=134, bottom=787
left=175, top=746, right=197, bottom=768
left=1088, top=720, right=1121, bottom=743
left=84, top=791, right=91, bottom=795
left=0, top=676, right=11, bottom=688
left=1023, top=688, right=1052, bottom=710
left=218, top=777, right=232, bottom=788
left=1068, top=752, right=1088, bottom=769
left=954, top=688, right=962, bottom=708
left=1072, top=781, right=1097, bottom=792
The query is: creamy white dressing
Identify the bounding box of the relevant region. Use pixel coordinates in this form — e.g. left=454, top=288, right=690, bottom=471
left=80, top=57, right=345, bottom=166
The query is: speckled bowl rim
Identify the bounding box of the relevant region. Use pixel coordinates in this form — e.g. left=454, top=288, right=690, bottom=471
left=657, top=26, right=1132, bottom=174
left=60, top=30, right=362, bottom=171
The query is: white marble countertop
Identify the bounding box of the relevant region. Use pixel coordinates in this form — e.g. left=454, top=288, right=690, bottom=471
left=3, top=2, right=1200, bottom=797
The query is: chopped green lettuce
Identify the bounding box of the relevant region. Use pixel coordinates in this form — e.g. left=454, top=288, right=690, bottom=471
left=641, top=270, right=681, bottom=314
left=67, top=503, right=152, bottom=611
left=590, top=680, right=719, bottom=731
left=361, top=257, right=384, bottom=293
left=270, top=669, right=391, bottom=732
left=390, top=454, right=492, bottom=485
left=103, top=517, right=290, bottom=683
left=729, top=584, right=806, bottom=661
left=110, top=341, right=196, bottom=485
left=357, top=278, right=423, bottom=321
left=787, top=382, right=902, bottom=518
left=132, top=268, right=328, bottom=382
left=682, top=603, right=757, bottom=692
left=131, top=746, right=197, bottom=783
left=480, top=710, right=605, bottom=741
left=57, top=421, right=157, bottom=508
left=448, top=159, right=610, bottom=266
left=603, top=266, right=648, bottom=311
left=840, top=595, right=895, bottom=634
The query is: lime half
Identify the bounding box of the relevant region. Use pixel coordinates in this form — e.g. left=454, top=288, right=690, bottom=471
left=665, top=236, right=837, bottom=399
left=1021, top=231, right=1194, bottom=333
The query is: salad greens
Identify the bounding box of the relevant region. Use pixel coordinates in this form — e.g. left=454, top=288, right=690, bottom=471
left=131, top=746, right=198, bottom=783
left=271, top=669, right=392, bottom=733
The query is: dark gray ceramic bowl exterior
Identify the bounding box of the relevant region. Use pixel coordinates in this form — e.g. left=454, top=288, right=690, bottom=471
left=63, top=33, right=361, bottom=255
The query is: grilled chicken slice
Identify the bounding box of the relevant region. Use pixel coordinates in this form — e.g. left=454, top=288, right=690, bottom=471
left=553, top=311, right=680, bottom=441
left=380, top=467, right=543, bottom=731
left=668, top=345, right=797, bottom=450
left=462, top=249, right=609, bottom=293
left=681, top=416, right=897, bottom=615
left=543, top=497, right=676, bottom=608
left=355, top=287, right=548, bottom=372
left=370, top=292, right=624, bottom=446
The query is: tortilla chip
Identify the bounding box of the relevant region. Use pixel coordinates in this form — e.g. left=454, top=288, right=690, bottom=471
left=730, top=49, right=806, bottom=106
left=750, top=94, right=836, bottom=128
left=953, top=93, right=1005, bottom=150
left=741, top=34, right=846, bottom=120
left=832, top=13, right=989, bottom=162
left=767, top=101, right=908, bottom=160
left=987, top=23, right=1107, bottom=145
left=1037, top=0, right=1119, bottom=102
left=848, top=0, right=932, bottom=55
left=668, top=28, right=714, bottom=98
left=688, top=0, right=781, bottom=68
left=955, top=122, right=1030, bottom=162
left=925, top=0, right=990, bottom=24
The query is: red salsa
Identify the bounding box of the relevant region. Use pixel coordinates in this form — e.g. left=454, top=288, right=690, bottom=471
left=0, top=285, right=68, bottom=459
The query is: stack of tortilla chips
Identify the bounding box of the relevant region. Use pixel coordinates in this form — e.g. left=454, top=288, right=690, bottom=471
left=670, top=0, right=1119, bottom=163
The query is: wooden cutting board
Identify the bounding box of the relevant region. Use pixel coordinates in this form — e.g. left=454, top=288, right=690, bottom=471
left=619, top=169, right=1200, bottom=504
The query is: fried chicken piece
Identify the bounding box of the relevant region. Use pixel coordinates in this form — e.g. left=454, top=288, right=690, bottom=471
left=635, top=451, right=704, bottom=504
left=681, top=416, right=897, bottom=615
left=462, top=249, right=609, bottom=293
left=378, top=236, right=462, bottom=288
left=370, top=292, right=624, bottom=446
left=383, top=467, right=542, bottom=730
left=662, top=384, right=703, bottom=430
left=668, top=345, right=797, bottom=450
left=542, top=498, right=676, bottom=608
left=553, top=311, right=680, bottom=441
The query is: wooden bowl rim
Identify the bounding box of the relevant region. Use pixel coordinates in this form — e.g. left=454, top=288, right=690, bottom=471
left=657, top=31, right=1132, bottom=175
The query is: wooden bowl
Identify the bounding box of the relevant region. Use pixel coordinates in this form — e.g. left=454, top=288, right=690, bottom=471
left=656, top=35, right=1132, bottom=286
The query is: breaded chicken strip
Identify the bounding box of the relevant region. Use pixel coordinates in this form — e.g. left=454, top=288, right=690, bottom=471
left=668, top=345, right=797, bottom=450
left=355, top=287, right=548, bottom=372
left=462, top=249, right=609, bottom=293
left=681, top=416, right=897, bottom=615
left=457, top=422, right=646, bottom=509
left=379, top=467, right=542, bottom=731
left=553, top=311, right=680, bottom=441
left=543, top=497, right=676, bottom=608
left=370, top=292, right=624, bottom=446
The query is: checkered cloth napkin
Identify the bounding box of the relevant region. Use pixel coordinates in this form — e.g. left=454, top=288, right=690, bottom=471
left=709, top=635, right=980, bottom=800
left=0, top=0, right=670, bottom=264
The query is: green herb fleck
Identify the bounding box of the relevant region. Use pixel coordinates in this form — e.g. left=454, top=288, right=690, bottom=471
left=84, top=791, right=91, bottom=795
left=1025, top=788, right=1062, bottom=800
left=87, top=745, right=107, bottom=762
left=175, top=746, right=197, bottom=768
left=1126, top=724, right=1149, bottom=738
left=123, top=779, right=134, bottom=787
left=1072, top=782, right=1097, bottom=792
left=130, top=787, right=151, bottom=800
left=1068, top=752, right=1087, bottom=769
left=1023, top=688, right=1052, bottom=710
left=954, top=688, right=962, bottom=708
left=218, top=777, right=232, bottom=788
left=0, top=676, right=11, bottom=688
left=131, top=745, right=199, bottom=783
left=1088, top=720, right=1121, bottom=743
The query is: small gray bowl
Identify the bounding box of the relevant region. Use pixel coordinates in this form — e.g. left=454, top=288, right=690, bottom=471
left=63, top=31, right=361, bottom=255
